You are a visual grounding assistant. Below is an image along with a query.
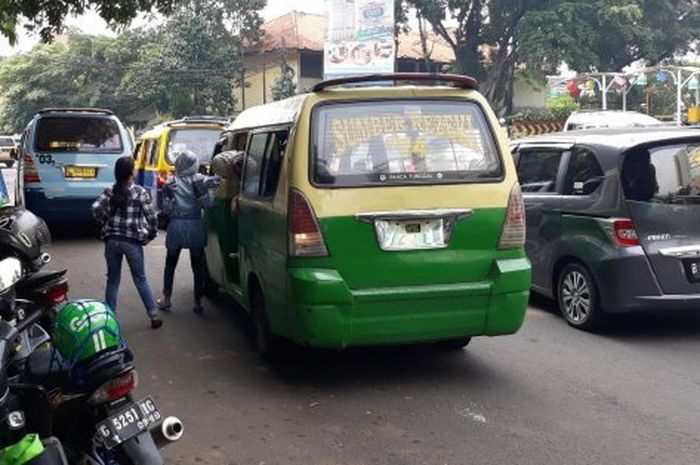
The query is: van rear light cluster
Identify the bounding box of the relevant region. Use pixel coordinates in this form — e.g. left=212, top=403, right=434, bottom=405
left=612, top=218, right=640, bottom=247
left=498, top=183, right=526, bottom=249
left=288, top=190, right=328, bottom=257
left=23, top=154, right=41, bottom=183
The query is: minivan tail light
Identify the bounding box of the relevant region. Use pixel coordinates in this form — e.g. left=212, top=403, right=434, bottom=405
left=288, top=190, right=328, bottom=257
left=498, top=183, right=526, bottom=249
left=23, top=154, right=41, bottom=183
left=613, top=218, right=640, bottom=247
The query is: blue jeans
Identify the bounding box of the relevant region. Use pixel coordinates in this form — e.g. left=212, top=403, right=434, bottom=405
left=105, top=238, right=157, bottom=317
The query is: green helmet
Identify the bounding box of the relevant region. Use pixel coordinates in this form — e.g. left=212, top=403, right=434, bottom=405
left=53, top=300, right=121, bottom=364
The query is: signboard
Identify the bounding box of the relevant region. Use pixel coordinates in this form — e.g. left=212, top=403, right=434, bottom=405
left=324, top=0, right=395, bottom=79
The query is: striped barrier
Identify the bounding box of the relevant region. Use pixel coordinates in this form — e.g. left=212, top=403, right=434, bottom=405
left=510, top=120, right=565, bottom=139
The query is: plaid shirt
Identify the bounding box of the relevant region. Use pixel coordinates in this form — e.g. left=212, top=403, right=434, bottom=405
left=92, top=183, right=157, bottom=243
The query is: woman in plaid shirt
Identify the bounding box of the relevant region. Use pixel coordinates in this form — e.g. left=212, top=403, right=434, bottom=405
left=92, top=156, right=162, bottom=329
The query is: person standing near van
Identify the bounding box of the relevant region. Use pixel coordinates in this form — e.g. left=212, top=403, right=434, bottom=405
left=92, top=156, right=162, bottom=329
left=158, top=151, right=219, bottom=314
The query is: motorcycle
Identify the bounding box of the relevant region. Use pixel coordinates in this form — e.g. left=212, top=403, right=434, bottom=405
left=0, top=208, right=183, bottom=464
left=0, top=256, right=69, bottom=464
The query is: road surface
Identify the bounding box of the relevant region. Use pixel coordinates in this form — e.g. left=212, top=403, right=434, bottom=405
left=50, top=232, right=700, bottom=465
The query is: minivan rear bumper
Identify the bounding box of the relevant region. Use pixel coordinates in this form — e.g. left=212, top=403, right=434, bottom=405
left=591, top=250, right=700, bottom=313
left=25, top=189, right=95, bottom=223
left=286, top=257, right=531, bottom=348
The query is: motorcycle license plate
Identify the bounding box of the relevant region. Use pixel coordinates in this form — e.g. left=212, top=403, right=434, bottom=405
left=96, top=397, right=161, bottom=449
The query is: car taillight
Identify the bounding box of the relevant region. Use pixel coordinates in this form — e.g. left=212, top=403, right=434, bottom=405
left=498, top=183, right=526, bottom=249
left=613, top=218, right=640, bottom=247
left=23, top=154, right=40, bottom=183
left=288, top=189, right=328, bottom=257
left=88, top=370, right=138, bottom=405
left=45, top=281, right=69, bottom=305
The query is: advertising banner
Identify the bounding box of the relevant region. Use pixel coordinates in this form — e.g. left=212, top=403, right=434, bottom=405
left=324, top=0, right=395, bottom=79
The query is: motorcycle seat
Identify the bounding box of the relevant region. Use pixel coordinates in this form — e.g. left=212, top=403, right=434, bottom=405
left=25, top=347, right=69, bottom=388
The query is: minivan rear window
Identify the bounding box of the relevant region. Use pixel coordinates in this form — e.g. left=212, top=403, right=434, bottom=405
left=34, top=117, right=123, bottom=152
left=312, top=100, right=502, bottom=187
left=166, top=129, right=222, bottom=164
left=622, top=142, right=700, bottom=204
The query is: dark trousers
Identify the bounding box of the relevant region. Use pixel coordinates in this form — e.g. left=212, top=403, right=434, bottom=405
left=163, top=247, right=206, bottom=302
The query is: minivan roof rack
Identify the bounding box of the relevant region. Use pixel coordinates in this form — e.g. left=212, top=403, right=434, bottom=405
left=311, top=72, right=479, bottom=92
left=37, top=107, right=115, bottom=115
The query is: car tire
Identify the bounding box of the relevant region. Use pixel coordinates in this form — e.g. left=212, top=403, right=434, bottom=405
left=433, top=337, right=472, bottom=350
left=250, top=287, right=283, bottom=361
left=557, top=262, right=605, bottom=331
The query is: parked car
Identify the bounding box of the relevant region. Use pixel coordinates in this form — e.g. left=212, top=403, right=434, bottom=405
left=135, top=116, right=228, bottom=208
left=512, top=127, right=700, bottom=330
left=563, top=110, right=663, bottom=132
left=0, top=135, right=16, bottom=167
left=205, top=73, right=531, bottom=358
left=19, top=108, right=134, bottom=223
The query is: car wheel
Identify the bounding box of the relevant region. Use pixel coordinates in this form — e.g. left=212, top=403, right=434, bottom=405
left=250, top=288, right=283, bottom=361
left=433, top=337, right=472, bottom=351
left=557, top=262, right=605, bottom=331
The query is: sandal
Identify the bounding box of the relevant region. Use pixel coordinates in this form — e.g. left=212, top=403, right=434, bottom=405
left=150, top=316, right=163, bottom=329
left=157, top=297, right=172, bottom=311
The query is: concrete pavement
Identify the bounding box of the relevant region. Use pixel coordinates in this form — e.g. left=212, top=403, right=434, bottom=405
left=49, top=232, right=700, bottom=465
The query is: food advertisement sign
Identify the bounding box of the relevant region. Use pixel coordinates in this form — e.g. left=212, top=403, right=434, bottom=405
left=324, top=0, right=395, bottom=79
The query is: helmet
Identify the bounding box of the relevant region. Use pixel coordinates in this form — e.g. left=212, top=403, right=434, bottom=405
left=52, top=300, right=121, bottom=364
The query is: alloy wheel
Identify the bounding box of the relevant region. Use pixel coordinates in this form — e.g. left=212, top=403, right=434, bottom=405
left=560, top=269, right=592, bottom=323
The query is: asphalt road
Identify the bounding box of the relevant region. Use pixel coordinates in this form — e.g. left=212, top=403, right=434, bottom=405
left=49, top=232, right=700, bottom=465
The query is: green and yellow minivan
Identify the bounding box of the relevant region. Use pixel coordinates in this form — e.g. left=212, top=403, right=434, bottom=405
left=205, top=73, right=531, bottom=356
left=135, top=116, right=228, bottom=207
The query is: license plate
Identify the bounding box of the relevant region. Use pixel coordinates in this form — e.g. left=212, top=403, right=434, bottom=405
left=64, top=166, right=97, bottom=178
left=96, top=397, right=161, bottom=449
left=374, top=219, right=446, bottom=251
left=683, top=259, right=700, bottom=282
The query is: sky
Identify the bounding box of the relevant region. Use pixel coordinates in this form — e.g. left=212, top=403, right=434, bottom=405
left=0, top=0, right=327, bottom=56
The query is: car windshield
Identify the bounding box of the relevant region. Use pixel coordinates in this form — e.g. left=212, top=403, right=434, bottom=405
left=34, top=116, right=123, bottom=152
left=622, top=142, right=700, bottom=204
left=0, top=137, right=13, bottom=147
left=166, top=128, right=222, bottom=164
left=312, top=100, right=503, bottom=187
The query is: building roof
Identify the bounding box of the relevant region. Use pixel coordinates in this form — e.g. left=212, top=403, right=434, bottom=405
left=248, top=11, right=455, bottom=64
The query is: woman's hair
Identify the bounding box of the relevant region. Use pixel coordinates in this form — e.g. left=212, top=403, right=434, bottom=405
left=111, top=156, right=135, bottom=214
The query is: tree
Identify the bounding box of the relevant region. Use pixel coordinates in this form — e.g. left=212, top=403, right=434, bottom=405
left=0, top=31, right=153, bottom=132
left=405, top=0, right=700, bottom=113
left=0, top=0, right=176, bottom=44
left=123, top=0, right=264, bottom=116
left=270, top=54, right=296, bottom=101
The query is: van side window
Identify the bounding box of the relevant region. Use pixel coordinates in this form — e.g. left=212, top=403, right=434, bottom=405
left=148, top=139, right=160, bottom=166
left=243, top=133, right=268, bottom=196
left=232, top=132, right=248, bottom=151
left=260, top=130, right=288, bottom=198
left=517, top=150, right=563, bottom=193
left=564, top=148, right=604, bottom=195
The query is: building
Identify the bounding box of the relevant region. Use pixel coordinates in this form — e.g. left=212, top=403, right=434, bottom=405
left=234, top=11, right=456, bottom=111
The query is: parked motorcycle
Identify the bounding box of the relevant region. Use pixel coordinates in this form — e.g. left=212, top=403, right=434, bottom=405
left=0, top=256, right=69, bottom=464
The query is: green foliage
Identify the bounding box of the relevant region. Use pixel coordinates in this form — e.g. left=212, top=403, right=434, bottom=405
left=270, top=54, right=297, bottom=102
left=546, top=95, right=580, bottom=120
left=404, top=0, right=700, bottom=113
left=509, top=109, right=560, bottom=123
left=0, top=0, right=176, bottom=44
left=0, top=0, right=264, bottom=132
